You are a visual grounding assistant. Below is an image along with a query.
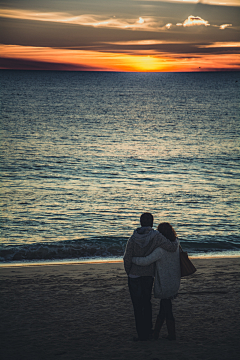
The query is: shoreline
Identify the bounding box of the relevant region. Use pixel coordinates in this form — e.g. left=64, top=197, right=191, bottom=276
left=0, top=253, right=239, bottom=268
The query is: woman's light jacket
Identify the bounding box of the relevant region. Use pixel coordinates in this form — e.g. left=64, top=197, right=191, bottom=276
left=132, top=239, right=181, bottom=299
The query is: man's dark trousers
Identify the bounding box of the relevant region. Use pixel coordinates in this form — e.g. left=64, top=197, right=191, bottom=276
left=128, top=276, right=154, bottom=340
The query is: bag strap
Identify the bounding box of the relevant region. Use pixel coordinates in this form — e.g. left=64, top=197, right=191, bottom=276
left=179, top=244, right=189, bottom=255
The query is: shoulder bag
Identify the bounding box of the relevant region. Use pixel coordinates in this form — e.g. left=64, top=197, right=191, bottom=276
left=179, top=245, right=196, bottom=277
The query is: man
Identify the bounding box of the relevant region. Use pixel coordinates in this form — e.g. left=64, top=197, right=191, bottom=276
left=123, top=213, right=178, bottom=341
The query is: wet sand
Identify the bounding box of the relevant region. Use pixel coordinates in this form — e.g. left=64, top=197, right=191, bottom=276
left=0, top=257, right=239, bottom=360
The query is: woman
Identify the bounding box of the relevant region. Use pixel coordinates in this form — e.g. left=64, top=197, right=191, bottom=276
left=131, top=222, right=181, bottom=341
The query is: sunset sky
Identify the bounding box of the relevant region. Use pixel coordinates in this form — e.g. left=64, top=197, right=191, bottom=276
left=0, top=0, right=240, bottom=72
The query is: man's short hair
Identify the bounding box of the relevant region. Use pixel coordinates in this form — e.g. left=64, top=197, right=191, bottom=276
left=140, top=213, right=153, bottom=227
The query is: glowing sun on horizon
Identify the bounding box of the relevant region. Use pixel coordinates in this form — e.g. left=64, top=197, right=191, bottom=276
left=127, top=55, right=164, bottom=72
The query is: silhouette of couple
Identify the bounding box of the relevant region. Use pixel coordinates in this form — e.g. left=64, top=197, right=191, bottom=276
left=123, top=213, right=181, bottom=341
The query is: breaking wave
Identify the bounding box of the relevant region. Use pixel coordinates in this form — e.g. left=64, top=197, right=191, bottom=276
left=0, top=235, right=239, bottom=263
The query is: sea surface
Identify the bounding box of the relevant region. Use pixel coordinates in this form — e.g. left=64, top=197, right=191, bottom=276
left=0, top=70, right=239, bottom=264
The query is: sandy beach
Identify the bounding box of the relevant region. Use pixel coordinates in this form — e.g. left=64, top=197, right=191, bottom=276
left=0, top=257, right=239, bottom=360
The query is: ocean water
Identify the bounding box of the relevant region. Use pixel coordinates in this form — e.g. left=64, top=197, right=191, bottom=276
left=0, top=70, right=239, bottom=263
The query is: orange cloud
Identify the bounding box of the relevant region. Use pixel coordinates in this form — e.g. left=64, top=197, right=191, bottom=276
left=105, top=40, right=177, bottom=45
left=0, top=45, right=168, bottom=72
left=179, top=16, right=210, bottom=27
left=0, top=9, right=159, bottom=31
left=198, top=42, right=240, bottom=48
left=219, top=24, right=232, bottom=30
left=135, top=0, right=239, bottom=4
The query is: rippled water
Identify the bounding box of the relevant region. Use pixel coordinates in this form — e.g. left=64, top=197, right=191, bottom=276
left=0, top=70, right=239, bottom=262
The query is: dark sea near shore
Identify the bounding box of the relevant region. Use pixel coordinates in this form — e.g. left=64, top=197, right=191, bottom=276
left=0, top=70, right=239, bottom=263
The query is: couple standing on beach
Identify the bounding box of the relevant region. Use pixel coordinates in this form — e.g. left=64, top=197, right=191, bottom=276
left=123, top=213, right=181, bottom=342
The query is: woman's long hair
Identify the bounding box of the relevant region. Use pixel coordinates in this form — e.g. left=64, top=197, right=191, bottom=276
left=157, top=222, right=177, bottom=242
